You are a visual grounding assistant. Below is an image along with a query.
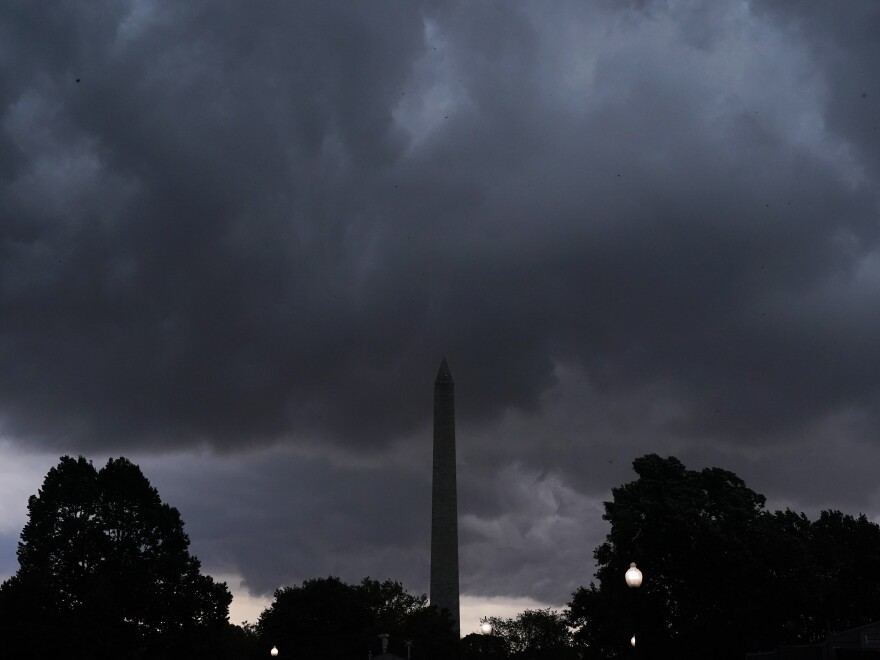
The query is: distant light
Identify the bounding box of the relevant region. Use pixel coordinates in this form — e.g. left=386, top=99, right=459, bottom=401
left=481, top=620, right=493, bottom=635
left=631, top=635, right=636, bottom=647
left=625, top=562, right=643, bottom=588
left=271, top=646, right=279, bottom=657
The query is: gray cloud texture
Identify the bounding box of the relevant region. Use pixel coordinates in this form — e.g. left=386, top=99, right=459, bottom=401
left=2, top=0, right=880, bottom=609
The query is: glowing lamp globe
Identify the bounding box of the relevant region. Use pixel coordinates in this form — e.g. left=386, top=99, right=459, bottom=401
left=481, top=620, right=493, bottom=635
left=270, top=646, right=279, bottom=657
left=631, top=635, right=636, bottom=647
left=625, top=562, right=643, bottom=588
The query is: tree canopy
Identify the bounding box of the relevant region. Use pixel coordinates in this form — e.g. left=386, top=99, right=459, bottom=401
left=461, top=608, right=575, bottom=660
left=257, top=576, right=457, bottom=660
left=568, top=454, right=880, bottom=660
left=0, top=455, right=233, bottom=660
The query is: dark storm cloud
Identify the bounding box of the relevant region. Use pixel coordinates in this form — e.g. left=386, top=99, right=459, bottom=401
left=754, top=0, right=880, bottom=174
left=134, top=447, right=605, bottom=605
left=10, top=0, right=880, bottom=615
left=140, top=449, right=435, bottom=597
left=1, top=1, right=431, bottom=448
left=2, top=0, right=880, bottom=471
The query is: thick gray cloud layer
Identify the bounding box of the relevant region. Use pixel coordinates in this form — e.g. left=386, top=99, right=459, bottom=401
left=2, top=0, right=880, bottom=608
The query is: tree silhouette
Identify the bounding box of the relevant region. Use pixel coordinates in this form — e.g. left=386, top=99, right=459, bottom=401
left=811, top=510, right=880, bottom=634
left=568, top=454, right=880, bottom=660
left=257, top=576, right=456, bottom=660
left=477, top=608, right=575, bottom=660
left=460, top=631, right=509, bottom=660
left=0, top=455, right=232, bottom=659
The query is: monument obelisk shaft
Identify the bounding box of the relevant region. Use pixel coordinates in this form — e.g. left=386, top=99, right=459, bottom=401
left=430, top=358, right=460, bottom=636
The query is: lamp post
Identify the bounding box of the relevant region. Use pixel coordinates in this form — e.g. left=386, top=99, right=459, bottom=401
left=481, top=618, right=493, bottom=636
left=625, top=562, right=643, bottom=657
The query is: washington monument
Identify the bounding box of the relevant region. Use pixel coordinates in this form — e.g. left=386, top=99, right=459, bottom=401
left=430, top=358, right=460, bottom=636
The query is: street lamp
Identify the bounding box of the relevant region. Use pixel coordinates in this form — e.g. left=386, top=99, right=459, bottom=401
left=625, top=562, right=643, bottom=657
left=481, top=618, right=493, bottom=635
left=270, top=646, right=279, bottom=657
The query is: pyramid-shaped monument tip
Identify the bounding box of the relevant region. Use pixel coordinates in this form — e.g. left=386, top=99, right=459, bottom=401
left=436, top=358, right=453, bottom=384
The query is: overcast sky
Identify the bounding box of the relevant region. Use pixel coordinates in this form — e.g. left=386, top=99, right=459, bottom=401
left=2, top=0, right=880, bottom=631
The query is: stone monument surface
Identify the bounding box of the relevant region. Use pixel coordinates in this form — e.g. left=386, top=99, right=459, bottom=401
left=429, top=358, right=460, bottom=637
